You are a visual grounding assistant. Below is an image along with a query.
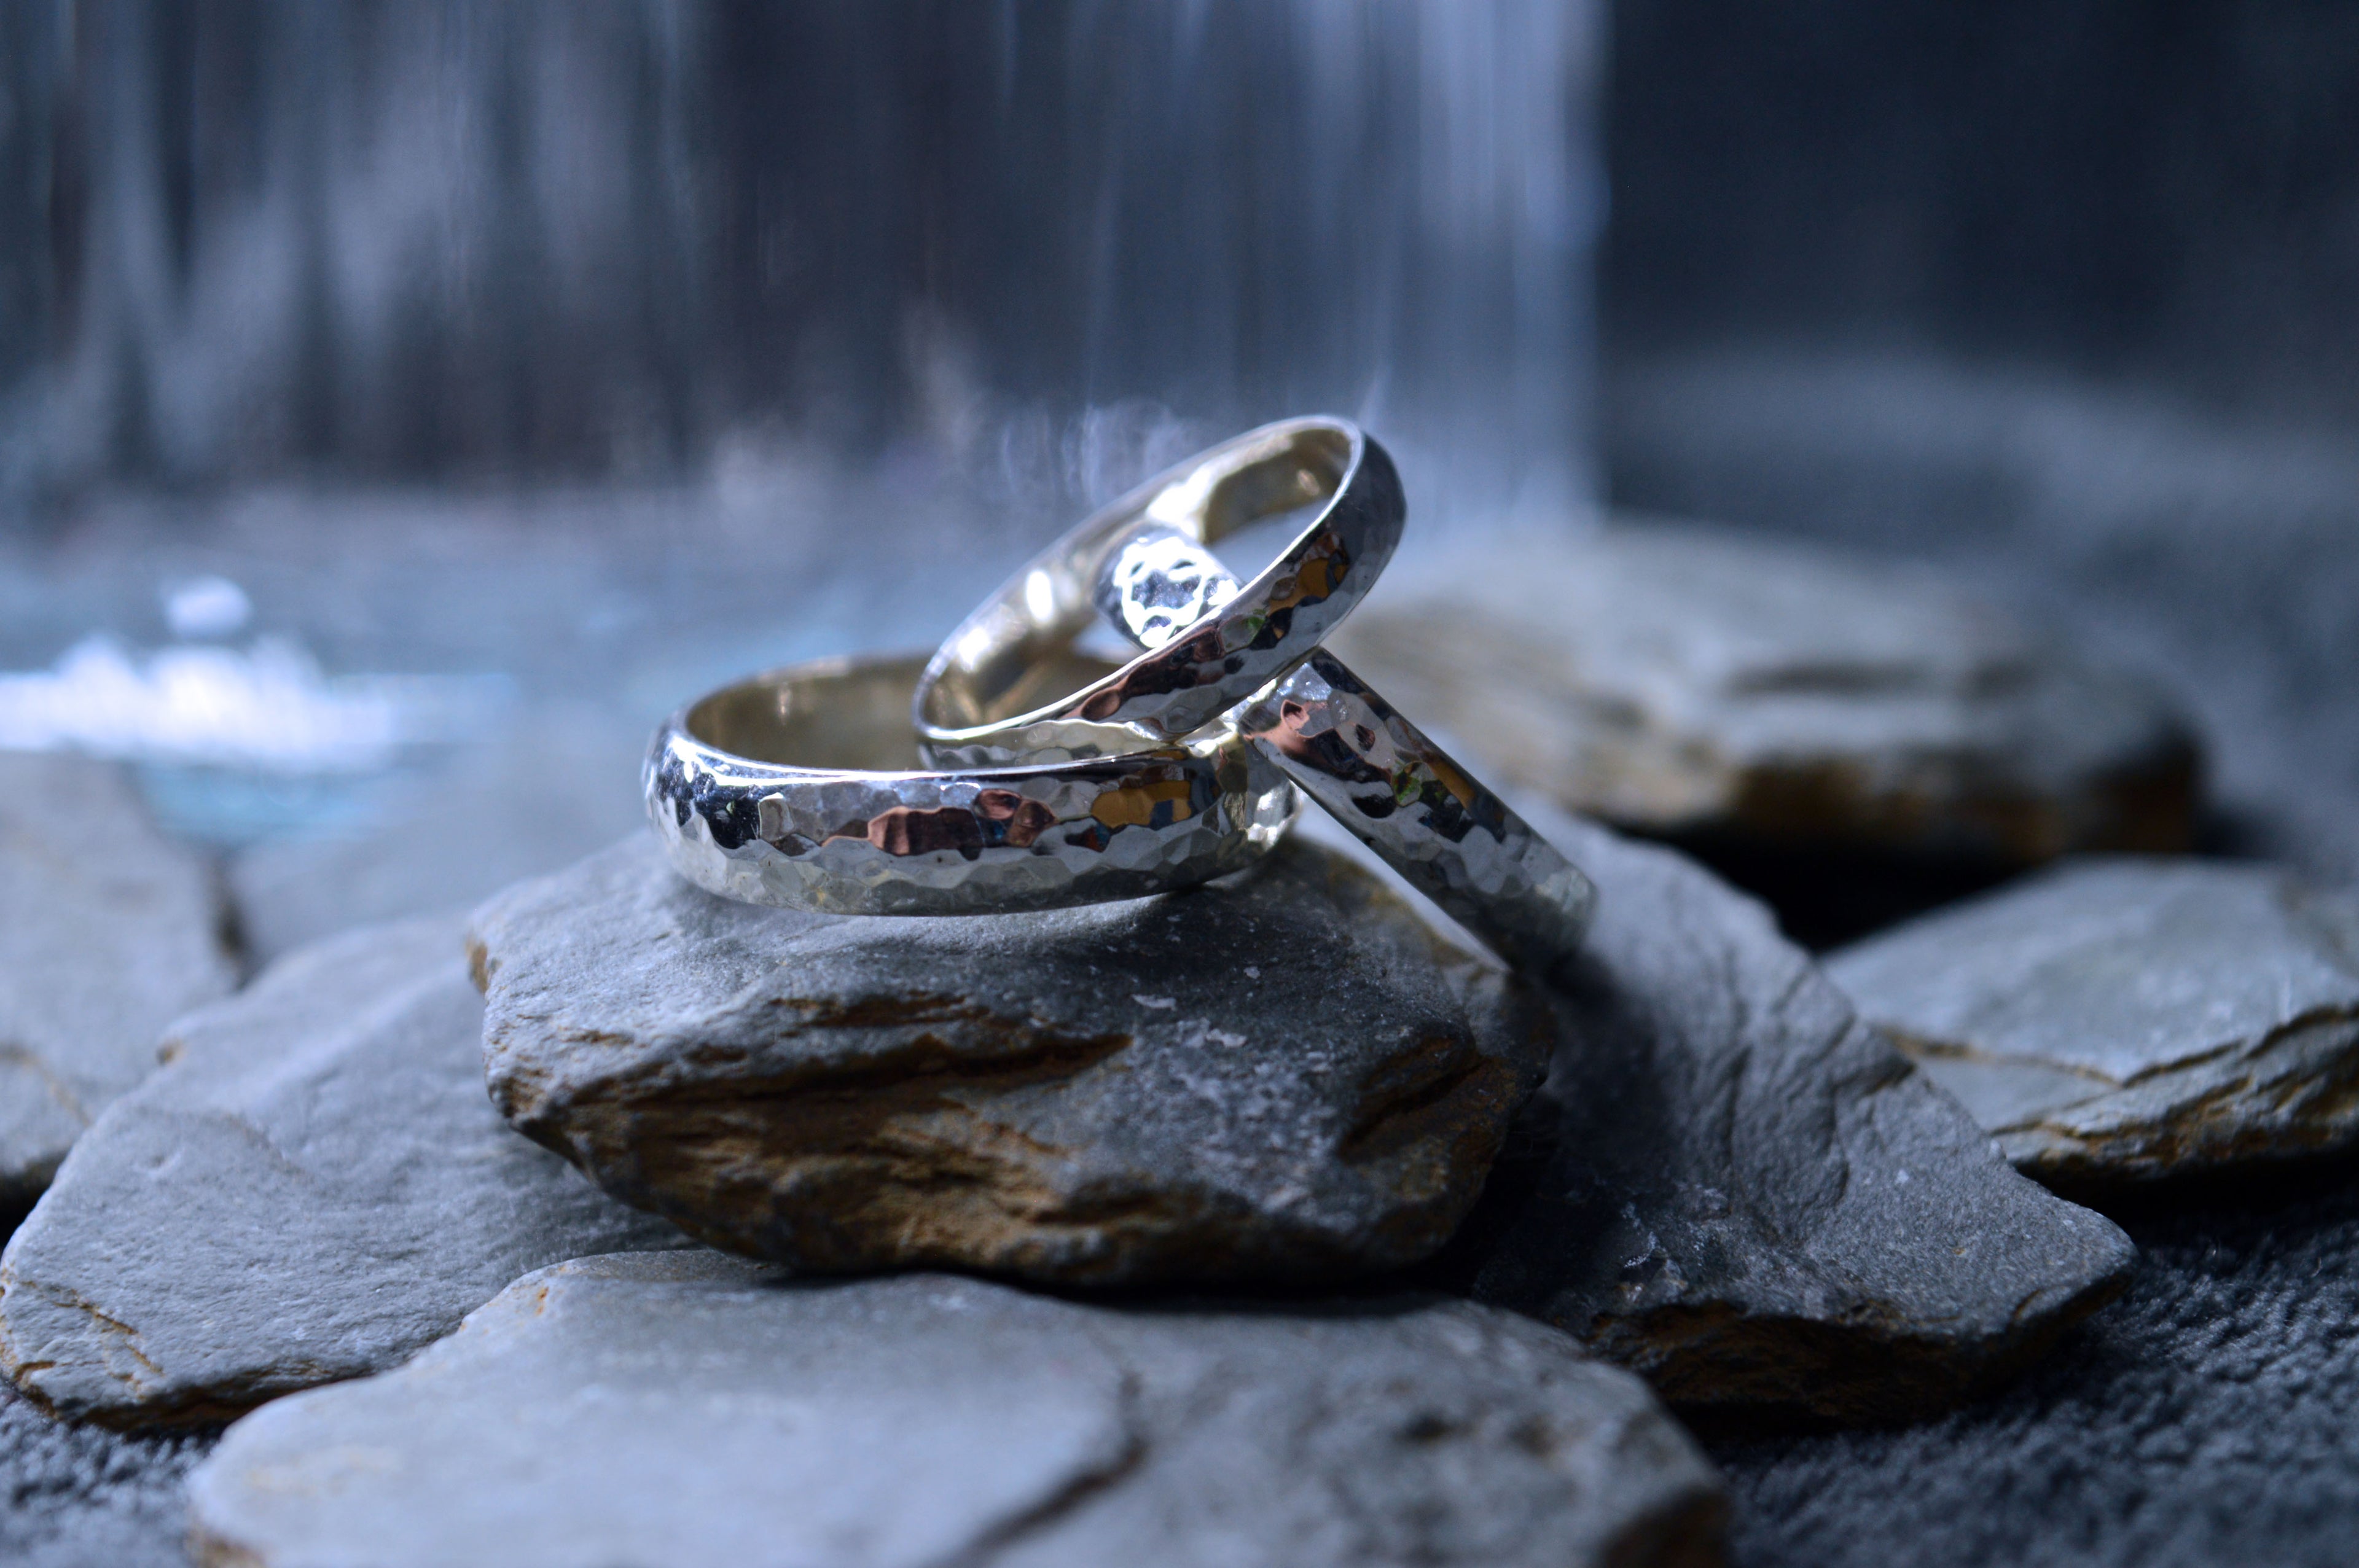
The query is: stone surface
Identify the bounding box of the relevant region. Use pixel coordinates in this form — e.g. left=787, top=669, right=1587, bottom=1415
left=0, top=916, right=689, bottom=1427
left=229, top=704, right=650, bottom=962
left=0, top=750, right=238, bottom=1206
left=190, top=1250, right=1726, bottom=1568
left=1328, top=521, right=2199, bottom=865
left=1428, top=808, right=2136, bottom=1423
left=1828, top=857, right=2359, bottom=1190
left=470, top=835, right=1551, bottom=1286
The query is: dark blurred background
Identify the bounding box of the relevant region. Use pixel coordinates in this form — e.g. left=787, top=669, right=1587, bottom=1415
left=1600, top=0, right=2359, bottom=880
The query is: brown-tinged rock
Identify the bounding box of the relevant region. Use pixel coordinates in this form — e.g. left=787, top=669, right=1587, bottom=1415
left=468, top=835, right=1552, bottom=1286
left=1431, top=808, right=2136, bottom=1424
left=1328, top=521, right=2199, bottom=865
left=189, top=1251, right=1726, bottom=1568
left=0, top=750, right=237, bottom=1208
left=0, top=917, right=689, bottom=1427
left=1829, top=857, right=2359, bottom=1191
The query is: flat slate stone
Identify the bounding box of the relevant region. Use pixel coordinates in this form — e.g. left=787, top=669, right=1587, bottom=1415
left=470, top=835, right=1552, bottom=1287
left=1828, top=857, right=2359, bottom=1190
left=230, top=704, right=650, bottom=962
left=189, top=1252, right=1726, bottom=1568
left=1328, top=522, right=2199, bottom=864
left=1431, top=808, right=2136, bottom=1424
left=0, top=916, right=689, bottom=1427
left=0, top=751, right=238, bottom=1206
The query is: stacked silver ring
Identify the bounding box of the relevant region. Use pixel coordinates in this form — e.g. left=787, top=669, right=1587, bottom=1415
left=646, top=415, right=1596, bottom=978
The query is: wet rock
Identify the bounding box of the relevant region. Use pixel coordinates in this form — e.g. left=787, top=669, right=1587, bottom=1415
left=190, top=1250, right=1726, bottom=1568
left=0, top=917, right=689, bottom=1427
left=230, top=704, right=649, bottom=962
left=1828, top=857, right=2359, bottom=1191
left=469, top=835, right=1552, bottom=1287
left=1432, top=808, right=2135, bottom=1424
left=0, top=751, right=237, bottom=1207
left=1328, top=522, right=2199, bottom=865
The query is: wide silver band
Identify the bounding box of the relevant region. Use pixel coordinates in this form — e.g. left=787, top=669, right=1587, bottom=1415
left=916, top=416, right=1406, bottom=762
left=646, top=653, right=1295, bottom=915
left=1091, top=527, right=1597, bottom=982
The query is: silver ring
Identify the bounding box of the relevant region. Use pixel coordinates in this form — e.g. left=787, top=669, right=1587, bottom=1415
left=646, top=653, right=1295, bottom=915
left=1089, top=526, right=1597, bottom=982
left=916, top=416, right=1406, bottom=763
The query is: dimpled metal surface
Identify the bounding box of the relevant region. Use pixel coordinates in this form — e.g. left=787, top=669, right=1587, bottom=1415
left=646, top=654, right=1294, bottom=915
left=1094, top=526, right=1597, bottom=984
left=917, top=416, right=1406, bottom=762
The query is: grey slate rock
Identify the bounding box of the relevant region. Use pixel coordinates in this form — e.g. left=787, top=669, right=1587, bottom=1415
left=229, top=704, right=649, bottom=962
left=0, top=750, right=238, bottom=1206
left=1328, top=521, right=2199, bottom=864
left=1434, top=809, right=2136, bottom=1422
left=1828, top=857, right=2359, bottom=1190
left=469, top=835, right=1552, bottom=1286
left=189, top=1251, right=1726, bottom=1568
left=0, top=916, right=689, bottom=1427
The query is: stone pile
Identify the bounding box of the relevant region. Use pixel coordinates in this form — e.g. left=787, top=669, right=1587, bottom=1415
left=7, top=523, right=2351, bottom=1568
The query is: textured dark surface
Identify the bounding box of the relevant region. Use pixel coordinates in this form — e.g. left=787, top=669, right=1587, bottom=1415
left=1712, top=1159, right=2359, bottom=1568
left=1426, top=810, right=2134, bottom=1422
left=472, top=835, right=1551, bottom=1285
left=190, top=1252, right=1723, bottom=1568
left=0, top=1382, right=209, bottom=1568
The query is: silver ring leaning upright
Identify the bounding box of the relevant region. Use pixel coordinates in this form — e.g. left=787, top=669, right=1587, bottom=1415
left=910, top=419, right=1598, bottom=982
left=917, top=416, right=1406, bottom=763
left=647, top=652, right=1294, bottom=916
left=1094, top=527, right=1597, bottom=983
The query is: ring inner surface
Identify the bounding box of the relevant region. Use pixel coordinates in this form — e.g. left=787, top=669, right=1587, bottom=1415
left=693, top=653, right=1121, bottom=771
left=940, top=426, right=1353, bottom=729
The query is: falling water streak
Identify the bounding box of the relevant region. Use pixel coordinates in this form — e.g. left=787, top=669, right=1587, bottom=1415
left=1, top=0, right=1601, bottom=531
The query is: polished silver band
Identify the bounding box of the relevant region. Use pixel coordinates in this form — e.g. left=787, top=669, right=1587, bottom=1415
left=1092, top=527, right=1597, bottom=982
left=917, top=416, right=1406, bottom=763
left=646, top=653, right=1295, bottom=915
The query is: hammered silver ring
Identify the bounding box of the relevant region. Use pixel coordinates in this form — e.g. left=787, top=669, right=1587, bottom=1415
left=646, top=652, right=1295, bottom=915
left=916, top=415, right=1405, bottom=764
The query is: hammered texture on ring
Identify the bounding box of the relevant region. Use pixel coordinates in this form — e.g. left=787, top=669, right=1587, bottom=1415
left=646, top=653, right=1296, bottom=916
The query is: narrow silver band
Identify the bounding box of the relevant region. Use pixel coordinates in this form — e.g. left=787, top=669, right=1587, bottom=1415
left=916, top=416, right=1406, bottom=762
left=1093, top=527, right=1597, bottom=981
left=646, top=653, right=1295, bottom=915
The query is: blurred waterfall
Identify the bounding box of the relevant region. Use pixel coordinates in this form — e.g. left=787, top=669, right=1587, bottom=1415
left=1, top=1, right=1600, bottom=529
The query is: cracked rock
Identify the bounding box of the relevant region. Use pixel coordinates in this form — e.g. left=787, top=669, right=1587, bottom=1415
left=0, top=916, right=689, bottom=1427
left=469, top=835, right=1552, bottom=1286
left=189, top=1250, right=1726, bottom=1568
left=1430, top=809, right=2135, bottom=1424
left=1328, top=521, right=2199, bottom=864
left=0, top=751, right=238, bottom=1207
left=1829, top=857, right=2359, bottom=1191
